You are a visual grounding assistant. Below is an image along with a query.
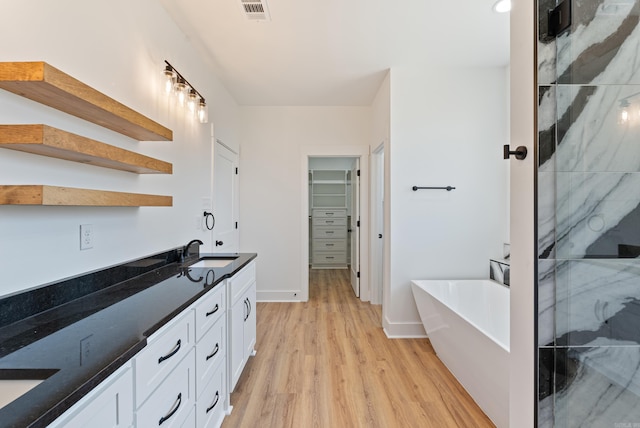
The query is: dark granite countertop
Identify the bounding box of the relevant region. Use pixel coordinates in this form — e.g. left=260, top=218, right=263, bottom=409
left=0, top=249, right=257, bottom=428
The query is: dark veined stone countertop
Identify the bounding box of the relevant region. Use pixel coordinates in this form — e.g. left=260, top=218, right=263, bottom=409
left=0, top=249, right=257, bottom=428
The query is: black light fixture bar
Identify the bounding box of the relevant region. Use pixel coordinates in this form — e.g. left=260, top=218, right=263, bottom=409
left=164, top=60, right=205, bottom=103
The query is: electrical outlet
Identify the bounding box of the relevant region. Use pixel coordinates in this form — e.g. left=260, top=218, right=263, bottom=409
left=80, top=335, right=93, bottom=366
left=80, top=224, right=93, bottom=250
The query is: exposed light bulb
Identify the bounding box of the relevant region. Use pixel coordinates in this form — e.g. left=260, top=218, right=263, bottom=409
left=187, top=89, right=198, bottom=114
left=493, top=0, right=511, bottom=13
left=162, top=66, right=176, bottom=95
left=197, top=100, right=208, bottom=124
left=174, top=77, right=188, bottom=107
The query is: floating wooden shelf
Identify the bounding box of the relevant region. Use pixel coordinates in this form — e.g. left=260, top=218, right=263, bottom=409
left=0, top=185, right=172, bottom=207
left=0, top=62, right=172, bottom=141
left=0, top=125, right=172, bottom=174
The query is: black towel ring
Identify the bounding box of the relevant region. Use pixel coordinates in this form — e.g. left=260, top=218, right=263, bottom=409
left=203, top=211, right=215, bottom=230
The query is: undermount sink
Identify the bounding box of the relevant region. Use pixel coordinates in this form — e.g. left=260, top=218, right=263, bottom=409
left=0, top=369, right=57, bottom=409
left=190, top=257, right=237, bottom=269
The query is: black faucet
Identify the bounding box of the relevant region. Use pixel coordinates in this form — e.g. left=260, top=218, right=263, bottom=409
left=182, top=239, right=204, bottom=261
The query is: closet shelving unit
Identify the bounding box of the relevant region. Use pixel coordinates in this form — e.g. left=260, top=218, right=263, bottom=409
left=310, top=170, right=348, bottom=269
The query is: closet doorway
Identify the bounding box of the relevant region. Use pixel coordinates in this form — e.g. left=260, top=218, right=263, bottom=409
left=300, top=146, right=369, bottom=304
left=308, top=157, right=360, bottom=297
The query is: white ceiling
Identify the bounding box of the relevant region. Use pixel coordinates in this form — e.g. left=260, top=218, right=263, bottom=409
left=159, top=0, right=510, bottom=106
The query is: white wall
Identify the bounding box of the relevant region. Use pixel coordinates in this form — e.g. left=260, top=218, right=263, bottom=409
left=386, top=66, right=510, bottom=337
left=370, top=72, right=390, bottom=309
left=238, top=107, right=370, bottom=300
left=0, top=0, right=239, bottom=296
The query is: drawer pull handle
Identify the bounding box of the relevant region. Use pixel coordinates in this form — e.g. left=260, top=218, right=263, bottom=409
left=326, top=231, right=334, bottom=234
left=326, top=244, right=334, bottom=247
left=206, top=391, right=220, bottom=414
left=158, top=392, right=182, bottom=425
left=158, top=339, right=181, bottom=364
left=326, top=257, right=334, bottom=259
left=206, top=304, right=220, bottom=317
left=326, top=220, right=334, bottom=223
left=326, top=212, right=334, bottom=215
left=206, top=343, right=220, bottom=361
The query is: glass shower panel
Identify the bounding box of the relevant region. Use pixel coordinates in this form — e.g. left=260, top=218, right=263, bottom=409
left=537, top=0, right=640, bottom=426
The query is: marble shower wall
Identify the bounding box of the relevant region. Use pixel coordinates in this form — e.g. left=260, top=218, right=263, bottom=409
left=537, top=0, right=640, bottom=426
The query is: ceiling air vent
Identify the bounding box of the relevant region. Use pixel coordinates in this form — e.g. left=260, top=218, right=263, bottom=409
left=240, top=0, right=271, bottom=21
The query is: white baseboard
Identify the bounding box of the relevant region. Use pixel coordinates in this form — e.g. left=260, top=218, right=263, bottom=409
left=382, top=316, right=427, bottom=338
left=257, top=290, right=304, bottom=302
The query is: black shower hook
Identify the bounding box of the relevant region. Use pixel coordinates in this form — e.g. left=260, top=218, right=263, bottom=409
left=203, top=211, right=215, bottom=230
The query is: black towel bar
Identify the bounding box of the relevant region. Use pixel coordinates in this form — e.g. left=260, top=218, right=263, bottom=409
left=412, top=186, right=456, bottom=191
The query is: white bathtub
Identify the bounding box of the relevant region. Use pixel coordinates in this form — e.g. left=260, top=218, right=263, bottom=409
left=410, top=279, right=509, bottom=428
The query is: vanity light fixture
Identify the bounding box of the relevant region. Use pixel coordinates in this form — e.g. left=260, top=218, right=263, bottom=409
left=493, top=0, right=511, bottom=13
left=162, top=60, right=208, bottom=123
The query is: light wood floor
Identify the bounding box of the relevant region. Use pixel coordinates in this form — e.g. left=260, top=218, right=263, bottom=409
left=222, top=269, right=494, bottom=428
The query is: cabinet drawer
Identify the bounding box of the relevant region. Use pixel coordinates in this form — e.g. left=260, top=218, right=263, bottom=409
left=134, top=311, right=195, bottom=406
left=196, top=316, right=225, bottom=397
left=194, top=283, right=225, bottom=342
left=49, top=363, right=133, bottom=428
left=313, top=239, right=346, bottom=252
left=312, top=209, right=346, bottom=218
left=136, top=349, right=195, bottom=428
left=180, top=405, right=196, bottom=428
left=228, top=261, right=256, bottom=304
left=196, top=359, right=226, bottom=428
left=312, top=226, right=347, bottom=239
left=312, top=217, right=347, bottom=226
left=312, top=253, right=347, bottom=264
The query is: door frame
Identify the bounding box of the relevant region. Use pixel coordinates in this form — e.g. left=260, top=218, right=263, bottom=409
left=370, top=142, right=385, bottom=305
left=300, top=145, right=370, bottom=303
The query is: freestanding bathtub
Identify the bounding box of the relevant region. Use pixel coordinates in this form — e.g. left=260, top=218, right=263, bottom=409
left=410, top=279, right=509, bottom=428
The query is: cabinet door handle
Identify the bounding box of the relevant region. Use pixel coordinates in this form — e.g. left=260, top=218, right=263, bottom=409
left=206, top=303, right=219, bottom=317
left=206, top=391, right=220, bottom=414
left=244, top=298, right=249, bottom=321
left=158, top=339, right=181, bottom=364
left=247, top=298, right=252, bottom=317
left=206, top=343, right=220, bottom=361
left=158, top=392, right=182, bottom=425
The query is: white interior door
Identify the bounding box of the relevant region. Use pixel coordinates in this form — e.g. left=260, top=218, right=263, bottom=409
left=214, top=140, right=239, bottom=252
left=350, top=159, right=360, bottom=297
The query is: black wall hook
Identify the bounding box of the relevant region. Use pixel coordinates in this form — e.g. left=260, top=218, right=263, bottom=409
left=503, top=145, right=528, bottom=160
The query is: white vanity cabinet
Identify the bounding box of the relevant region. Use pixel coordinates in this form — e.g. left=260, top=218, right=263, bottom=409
left=227, top=261, right=256, bottom=392
left=134, top=311, right=196, bottom=428
left=47, top=362, right=133, bottom=428
left=135, top=349, right=195, bottom=428
left=193, top=281, right=227, bottom=428
left=45, top=258, right=256, bottom=428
